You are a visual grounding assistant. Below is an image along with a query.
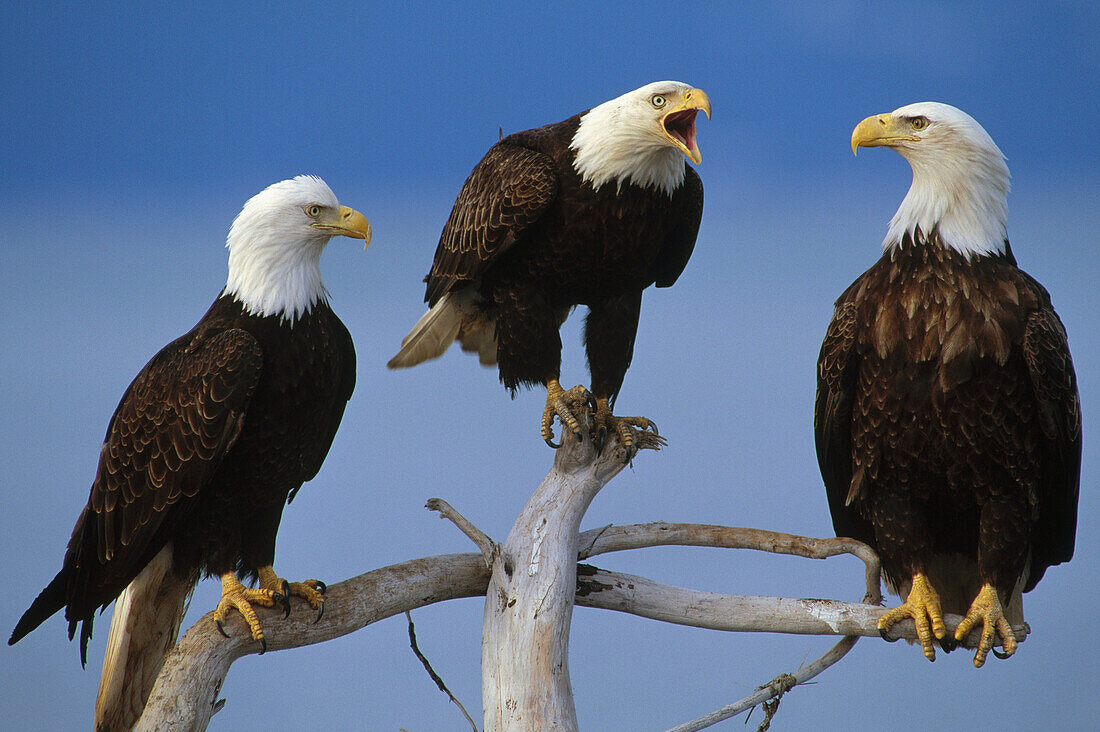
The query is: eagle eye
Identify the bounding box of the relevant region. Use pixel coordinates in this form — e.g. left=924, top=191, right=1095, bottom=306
left=651, top=94, right=667, bottom=108
left=305, top=204, right=323, bottom=218
left=910, top=116, right=929, bottom=131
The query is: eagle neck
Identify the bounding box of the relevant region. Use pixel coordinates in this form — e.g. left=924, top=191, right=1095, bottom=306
left=570, top=109, right=685, bottom=197
left=224, top=228, right=330, bottom=325
left=883, top=147, right=1009, bottom=260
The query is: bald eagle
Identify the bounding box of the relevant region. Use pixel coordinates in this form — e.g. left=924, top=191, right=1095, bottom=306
left=8, top=176, right=371, bottom=729
left=388, top=81, right=709, bottom=452
left=816, top=103, right=1081, bottom=667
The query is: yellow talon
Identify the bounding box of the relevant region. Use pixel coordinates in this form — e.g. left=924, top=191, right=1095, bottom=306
left=212, top=566, right=327, bottom=652
left=258, top=565, right=326, bottom=617
left=541, top=379, right=592, bottom=447
left=213, top=572, right=280, bottom=652
left=954, top=583, right=1017, bottom=667
left=592, top=397, right=662, bottom=458
left=877, top=572, right=945, bottom=661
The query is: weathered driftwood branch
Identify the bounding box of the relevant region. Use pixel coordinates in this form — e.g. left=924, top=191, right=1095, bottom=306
left=134, top=466, right=1025, bottom=731
left=134, top=554, right=492, bottom=731
left=134, top=532, right=1026, bottom=729
left=663, top=636, right=860, bottom=732
left=577, top=522, right=882, bottom=605
left=573, top=565, right=1026, bottom=643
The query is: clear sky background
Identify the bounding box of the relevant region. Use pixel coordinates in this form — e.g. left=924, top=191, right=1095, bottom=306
left=2, top=2, right=1097, bottom=730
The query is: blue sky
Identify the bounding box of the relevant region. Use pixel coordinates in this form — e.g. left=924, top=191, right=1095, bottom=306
left=2, top=2, right=1097, bottom=729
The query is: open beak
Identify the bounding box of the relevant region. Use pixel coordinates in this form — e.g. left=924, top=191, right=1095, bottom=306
left=851, top=113, right=918, bottom=155
left=312, top=206, right=373, bottom=248
left=663, top=88, right=711, bottom=164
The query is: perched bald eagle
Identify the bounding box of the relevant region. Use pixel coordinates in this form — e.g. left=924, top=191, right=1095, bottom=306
left=9, top=176, right=371, bottom=729
left=816, top=103, right=1081, bottom=667
left=388, top=81, right=709, bottom=452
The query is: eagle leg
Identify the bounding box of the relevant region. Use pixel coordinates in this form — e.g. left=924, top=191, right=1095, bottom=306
left=541, top=379, right=594, bottom=448
left=213, top=571, right=285, bottom=654
left=258, top=565, right=327, bottom=623
left=954, top=583, right=1017, bottom=668
left=592, top=397, right=664, bottom=460
left=877, top=572, right=946, bottom=661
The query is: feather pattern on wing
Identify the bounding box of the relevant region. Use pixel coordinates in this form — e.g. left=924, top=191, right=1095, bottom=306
left=425, top=143, right=559, bottom=306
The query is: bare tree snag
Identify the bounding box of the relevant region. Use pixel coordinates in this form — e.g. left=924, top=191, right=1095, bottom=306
left=133, top=443, right=1027, bottom=730
left=480, top=420, right=660, bottom=732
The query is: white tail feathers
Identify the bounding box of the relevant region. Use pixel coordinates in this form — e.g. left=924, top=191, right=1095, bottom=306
left=95, top=545, right=195, bottom=732
left=387, top=292, right=497, bottom=369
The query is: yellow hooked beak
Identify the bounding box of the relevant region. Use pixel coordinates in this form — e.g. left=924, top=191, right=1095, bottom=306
left=851, top=113, right=919, bottom=155
left=662, top=88, right=712, bottom=164
left=312, top=206, right=373, bottom=248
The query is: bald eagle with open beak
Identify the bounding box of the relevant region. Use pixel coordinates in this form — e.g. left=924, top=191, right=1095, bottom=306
left=816, top=103, right=1080, bottom=667
left=388, top=81, right=709, bottom=456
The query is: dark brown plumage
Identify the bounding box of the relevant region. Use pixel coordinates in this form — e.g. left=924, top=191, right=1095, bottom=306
left=389, top=82, right=708, bottom=450
left=10, top=295, right=355, bottom=660
left=817, top=232, right=1080, bottom=595
left=818, top=104, right=1081, bottom=666
left=8, top=176, right=369, bottom=729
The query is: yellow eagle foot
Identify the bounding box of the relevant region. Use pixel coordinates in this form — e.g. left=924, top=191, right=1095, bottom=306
left=541, top=379, right=595, bottom=448
left=258, top=565, right=327, bottom=623
left=213, top=571, right=284, bottom=654
left=593, top=397, right=665, bottom=460
left=877, top=572, right=947, bottom=661
left=954, top=583, right=1017, bottom=668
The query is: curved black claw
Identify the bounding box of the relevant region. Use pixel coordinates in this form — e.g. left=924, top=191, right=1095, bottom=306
left=276, top=584, right=291, bottom=619
left=939, top=635, right=958, bottom=653
left=992, top=646, right=1011, bottom=660
left=258, top=637, right=267, bottom=655
left=315, top=602, right=325, bottom=624
left=594, top=424, right=608, bottom=455
left=545, top=435, right=561, bottom=449
left=879, top=628, right=900, bottom=643
left=216, top=619, right=230, bottom=639
left=314, top=580, right=327, bottom=596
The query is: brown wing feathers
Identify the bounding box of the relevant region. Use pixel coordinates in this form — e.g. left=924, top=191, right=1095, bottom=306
left=8, top=328, right=263, bottom=659
left=95, top=330, right=261, bottom=559
left=425, top=142, right=558, bottom=305
left=1022, top=306, right=1082, bottom=586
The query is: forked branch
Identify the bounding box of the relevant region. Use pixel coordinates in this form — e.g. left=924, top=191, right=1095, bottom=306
left=134, top=427, right=1023, bottom=730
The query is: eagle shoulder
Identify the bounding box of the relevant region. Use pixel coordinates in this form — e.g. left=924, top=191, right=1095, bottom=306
left=89, top=327, right=264, bottom=565
left=425, top=140, right=560, bottom=306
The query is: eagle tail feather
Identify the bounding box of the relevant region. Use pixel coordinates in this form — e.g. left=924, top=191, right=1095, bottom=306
left=94, top=545, right=195, bottom=732
left=8, top=568, right=68, bottom=648
left=387, top=294, right=462, bottom=369
left=388, top=292, right=496, bottom=368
